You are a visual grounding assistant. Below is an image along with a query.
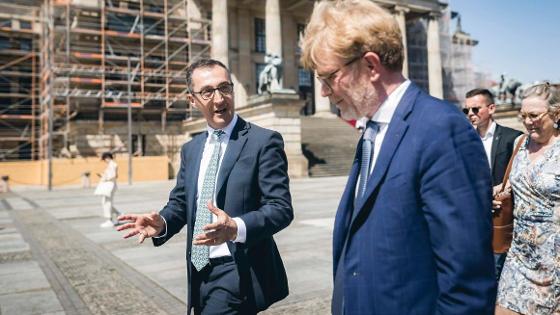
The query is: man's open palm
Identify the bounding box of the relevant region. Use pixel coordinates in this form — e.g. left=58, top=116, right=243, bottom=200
left=116, top=212, right=164, bottom=244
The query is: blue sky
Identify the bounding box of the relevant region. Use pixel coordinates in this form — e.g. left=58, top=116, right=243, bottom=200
left=448, top=0, right=560, bottom=84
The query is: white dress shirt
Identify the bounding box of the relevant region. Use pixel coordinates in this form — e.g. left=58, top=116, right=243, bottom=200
left=368, top=79, right=411, bottom=173
left=480, top=121, right=496, bottom=169
left=158, top=114, right=247, bottom=259
left=197, top=114, right=247, bottom=258
left=355, top=80, right=410, bottom=195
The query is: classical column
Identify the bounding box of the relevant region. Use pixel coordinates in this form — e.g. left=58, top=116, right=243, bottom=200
left=427, top=13, right=443, bottom=99
left=394, top=5, right=409, bottom=77
left=314, top=74, right=335, bottom=117
left=211, top=0, right=228, bottom=67
left=265, top=0, right=282, bottom=58
left=236, top=7, right=251, bottom=107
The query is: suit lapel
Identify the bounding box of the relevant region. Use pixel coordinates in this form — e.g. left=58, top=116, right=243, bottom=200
left=350, top=84, right=419, bottom=224
left=334, top=142, right=361, bottom=257
left=490, top=124, right=502, bottom=171
left=186, top=134, right=206, bottom=227
left=216, top=118, right=250, bottom=198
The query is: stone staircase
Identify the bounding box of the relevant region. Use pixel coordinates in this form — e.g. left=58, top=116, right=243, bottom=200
left=301, top=116, right=361, bottom=177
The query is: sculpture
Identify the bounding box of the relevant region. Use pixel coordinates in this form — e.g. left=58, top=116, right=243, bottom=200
left=258, top=53, right=283, bottom=94
left=492, top=74, right=522, bottom=105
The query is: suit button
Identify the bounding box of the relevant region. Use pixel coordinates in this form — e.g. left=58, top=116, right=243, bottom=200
left=352, top=272, right=359, bottom=277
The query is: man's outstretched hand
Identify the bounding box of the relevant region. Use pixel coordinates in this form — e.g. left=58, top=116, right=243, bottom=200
left=193, top=201, right=238, bottom=246
left=116, top=212, right=165, bottom=244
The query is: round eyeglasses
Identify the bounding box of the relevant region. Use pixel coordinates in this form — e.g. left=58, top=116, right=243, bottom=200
left=316, top=55, right=362, bottom=94
left=191, top=82, right=234, bottom=100
left=517, top=111, right=548, bottom=123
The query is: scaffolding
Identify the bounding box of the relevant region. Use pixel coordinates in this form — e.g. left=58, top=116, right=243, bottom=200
left=1, top=0, right=212, bottom=161
left=0, top=2, right=41, bottom=160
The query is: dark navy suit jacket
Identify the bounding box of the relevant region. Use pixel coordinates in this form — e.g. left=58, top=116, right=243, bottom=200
left=153, top=117, right=293, bottom=313
left=490, top=124, right=523, bottom=185
left=332, top=83, right=497, bottom=315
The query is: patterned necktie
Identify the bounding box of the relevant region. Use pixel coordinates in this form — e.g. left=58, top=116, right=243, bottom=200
left=191, top=129, right=225, bottom=271
left=357, top=121, right=379, bottom=198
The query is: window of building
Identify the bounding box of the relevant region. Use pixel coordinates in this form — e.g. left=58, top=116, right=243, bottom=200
left=254, top=18, right=266, bottom=53
left=298, top=67, right=312, bottom=87
left=20, top=21, right=32, bottom=30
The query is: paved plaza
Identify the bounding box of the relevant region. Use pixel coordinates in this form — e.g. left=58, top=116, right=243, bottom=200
left=0, top=176, right=347, bottom=315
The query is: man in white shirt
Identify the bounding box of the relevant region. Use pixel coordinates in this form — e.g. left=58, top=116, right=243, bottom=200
left=464, top=88, right=522, bottom=279
left=117, top=59, right=293, bottom=315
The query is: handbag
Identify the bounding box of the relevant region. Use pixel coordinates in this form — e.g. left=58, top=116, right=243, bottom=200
left=94, top=181, right=115, bottom=197
left=492, top=135, right=526, bottom=253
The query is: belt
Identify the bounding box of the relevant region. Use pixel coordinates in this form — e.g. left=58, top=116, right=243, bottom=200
left=209, top=256, right=234, bottom=266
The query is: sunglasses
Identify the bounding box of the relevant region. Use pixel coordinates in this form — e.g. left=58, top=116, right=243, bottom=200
left=462, top=107, right=481, bottom=115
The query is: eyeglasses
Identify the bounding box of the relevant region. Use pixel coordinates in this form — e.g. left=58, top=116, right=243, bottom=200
left=191, top=82, right=234, bottom=100
left=462, top=107, right=481, bottom=115
left=517, top=111, right=548, bottom=123
left=316, top=55, right=362, bottom=94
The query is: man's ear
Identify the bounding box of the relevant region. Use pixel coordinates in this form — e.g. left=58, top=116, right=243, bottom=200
left=488, top=103, right=496, bottom=115
left=363, top=52, right=381, bottom=82
left=187, top=94, right=197, bottom=108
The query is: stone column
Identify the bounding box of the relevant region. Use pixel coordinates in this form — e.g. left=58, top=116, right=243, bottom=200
left=427, top=13, right=443, bottom=99
left=236, top=7, right=251, bottom=107
left=314, top=74, right=336, bottom=117
left=211, top=0, right=228, bottom=67
left=394, top=5, right=409, bottom=78
left=265, top=0, right=282, bottom=58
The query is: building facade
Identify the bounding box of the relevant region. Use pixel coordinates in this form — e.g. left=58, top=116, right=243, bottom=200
left=1, top=0, right=460, bottom=178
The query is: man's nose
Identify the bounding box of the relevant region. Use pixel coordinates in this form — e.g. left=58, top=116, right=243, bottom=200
left=212, top=90, right=225, bottom=102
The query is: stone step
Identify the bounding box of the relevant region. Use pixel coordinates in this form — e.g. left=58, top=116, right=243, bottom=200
left=301, top=116, right=360, bottom=177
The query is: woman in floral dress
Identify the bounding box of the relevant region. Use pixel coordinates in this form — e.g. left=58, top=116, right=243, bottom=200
left=496, top=82, right=560, bottom=315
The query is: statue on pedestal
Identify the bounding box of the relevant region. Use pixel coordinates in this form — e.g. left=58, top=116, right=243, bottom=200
left=258, top=53, right=283, bottom=94
left=491, top=74, right=522, bottom=105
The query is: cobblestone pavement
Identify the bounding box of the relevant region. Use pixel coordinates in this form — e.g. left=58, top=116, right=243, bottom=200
left=0, top=176, right=346, bottom=314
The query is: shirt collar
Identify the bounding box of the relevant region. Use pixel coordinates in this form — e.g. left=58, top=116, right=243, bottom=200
left=480, top=121, right=496, bottom=140
left=206, top=113, right=238, bottom=139
left=370, top=79, right=411, bottom=125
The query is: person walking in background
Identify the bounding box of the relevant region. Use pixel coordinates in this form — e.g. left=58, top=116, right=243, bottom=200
left=496, top=82, right=560, bottom=315
left=464, top=88, right=522, bottom=279
left=95, top=152, right=120, bottom=228
left=300, top=1, right=496, bottom=314
left=116, top=59, right=293, bottom=315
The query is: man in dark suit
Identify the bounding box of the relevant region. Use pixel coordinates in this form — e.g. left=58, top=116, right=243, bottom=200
left=300, top=1, right=496, bottom=314
left=464, top=88, right=522, bottom=279
left=117, top=59, right=293, bottom=315
left=464, top=88, right=523, bottom=185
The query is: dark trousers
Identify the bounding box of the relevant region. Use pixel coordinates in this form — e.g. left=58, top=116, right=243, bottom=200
left=192, top=258, right=256, bottom=315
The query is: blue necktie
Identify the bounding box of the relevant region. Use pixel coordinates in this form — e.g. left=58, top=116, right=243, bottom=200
left=357, top=121, right=379, bottom=198
left=191, top=129, right=225, bottom=271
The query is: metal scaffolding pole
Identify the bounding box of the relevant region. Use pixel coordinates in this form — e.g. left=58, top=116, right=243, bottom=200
left=127, top=58, right=132, bottom=186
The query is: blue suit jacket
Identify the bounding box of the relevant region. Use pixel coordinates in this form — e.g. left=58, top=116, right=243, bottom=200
left=332, top=83, right=497, bottom=315
left=153, top=117, right=293, bottom=313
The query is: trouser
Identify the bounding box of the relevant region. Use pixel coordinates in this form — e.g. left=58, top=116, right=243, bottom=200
left=192, top=258, right=256, bottom=315
left=101, top=192, right=117, bottom=220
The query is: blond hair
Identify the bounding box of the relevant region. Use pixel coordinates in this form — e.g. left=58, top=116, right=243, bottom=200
left=522, top=82, right=560, bottom=113
left=300, top=0, right=403, bottom=72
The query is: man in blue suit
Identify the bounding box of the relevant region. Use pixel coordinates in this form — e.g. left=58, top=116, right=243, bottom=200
left=117, top=59, right=293, bottom=315
left=300, top=1, right=496, bottom=314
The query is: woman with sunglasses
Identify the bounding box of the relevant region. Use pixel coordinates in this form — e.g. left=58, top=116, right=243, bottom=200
left=496, top=82, right=560, bottom=315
